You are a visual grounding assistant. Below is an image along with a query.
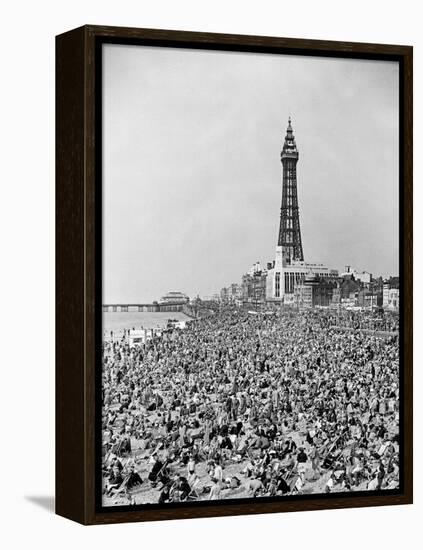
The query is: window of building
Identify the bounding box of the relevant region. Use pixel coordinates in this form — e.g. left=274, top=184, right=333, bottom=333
left=289, top=272, right=294, bottom=293
left=275, top=272, right=280, bottom=298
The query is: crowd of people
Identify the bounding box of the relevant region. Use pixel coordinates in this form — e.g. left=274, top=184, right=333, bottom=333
left=101, top=307, right=400, bottom=506
left=326, top=309, right=399, bottom=333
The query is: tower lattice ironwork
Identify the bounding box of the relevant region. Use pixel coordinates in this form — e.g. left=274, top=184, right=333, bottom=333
left=277, top=117, right=304, bottom=264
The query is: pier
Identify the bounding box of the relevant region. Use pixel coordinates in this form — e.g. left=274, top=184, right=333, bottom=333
left=102, top=302, right=186, bottom=313
left=102, top=302, right=216, bottom=319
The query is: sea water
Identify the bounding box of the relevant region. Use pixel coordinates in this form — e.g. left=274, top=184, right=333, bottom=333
left=102, top=311, right=190, bottom=338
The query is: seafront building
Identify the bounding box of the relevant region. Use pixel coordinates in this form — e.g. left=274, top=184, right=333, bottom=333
left=341, top=266, right=372, bottom=285
left=383, top=279, right=400, bottom=311
left=241, top=264, right=268, bottom=307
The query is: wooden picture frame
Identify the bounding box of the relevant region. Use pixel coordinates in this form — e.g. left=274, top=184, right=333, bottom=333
left=56, top=25, right=413, bottom=525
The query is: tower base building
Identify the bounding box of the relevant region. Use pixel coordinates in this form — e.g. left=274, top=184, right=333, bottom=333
left=266, top=252, right=338, bottom=305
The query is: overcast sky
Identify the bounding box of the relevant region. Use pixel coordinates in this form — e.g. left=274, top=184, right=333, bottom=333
left=102, top=44, right=399, bottom=303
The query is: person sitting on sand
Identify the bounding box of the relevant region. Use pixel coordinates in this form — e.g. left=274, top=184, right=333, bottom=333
left=126, top=465, right=143, bottom=492
left=247, top=477, right=263, bottom=497
left=108, top=454, right=123, bottom=472
left=148, top=455, right=165, bottom=484
left=296, top=447, right=308, bottom=483
left=105, top=466, right=124, bottom=495
left=209, top=480, right=222, bottom=500
left=276, top=473, right=290, bottom=495
left=209, top=459, right=223, bottom=484
left=158, top=483, right=171, bottom=504
left=169, top=474, right=191, bottom=502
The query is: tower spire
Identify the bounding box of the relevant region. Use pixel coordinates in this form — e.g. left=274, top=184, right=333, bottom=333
left=277, top=117, right=304, bottom=263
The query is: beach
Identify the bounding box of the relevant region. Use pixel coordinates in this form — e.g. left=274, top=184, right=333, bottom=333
left=101, top=307, right=399, bottom=506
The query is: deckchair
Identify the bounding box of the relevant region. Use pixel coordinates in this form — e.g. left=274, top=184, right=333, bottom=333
left=186, top=478, right=201, bottom=501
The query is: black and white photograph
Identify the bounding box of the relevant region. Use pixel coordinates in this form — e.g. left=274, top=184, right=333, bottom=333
left=100, top=44, right=401, bottom=508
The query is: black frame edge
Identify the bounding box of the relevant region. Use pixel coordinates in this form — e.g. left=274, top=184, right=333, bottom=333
left=55, top=25, right=88, bottom=525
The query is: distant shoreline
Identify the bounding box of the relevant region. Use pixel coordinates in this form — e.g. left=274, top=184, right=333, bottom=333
left=102, top=310, right=191, bottom=338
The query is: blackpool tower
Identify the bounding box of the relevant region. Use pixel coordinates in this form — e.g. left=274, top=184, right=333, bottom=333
left=268, top=118, right=336, bottom=301
left=277, top=118, right=304, bottom=265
